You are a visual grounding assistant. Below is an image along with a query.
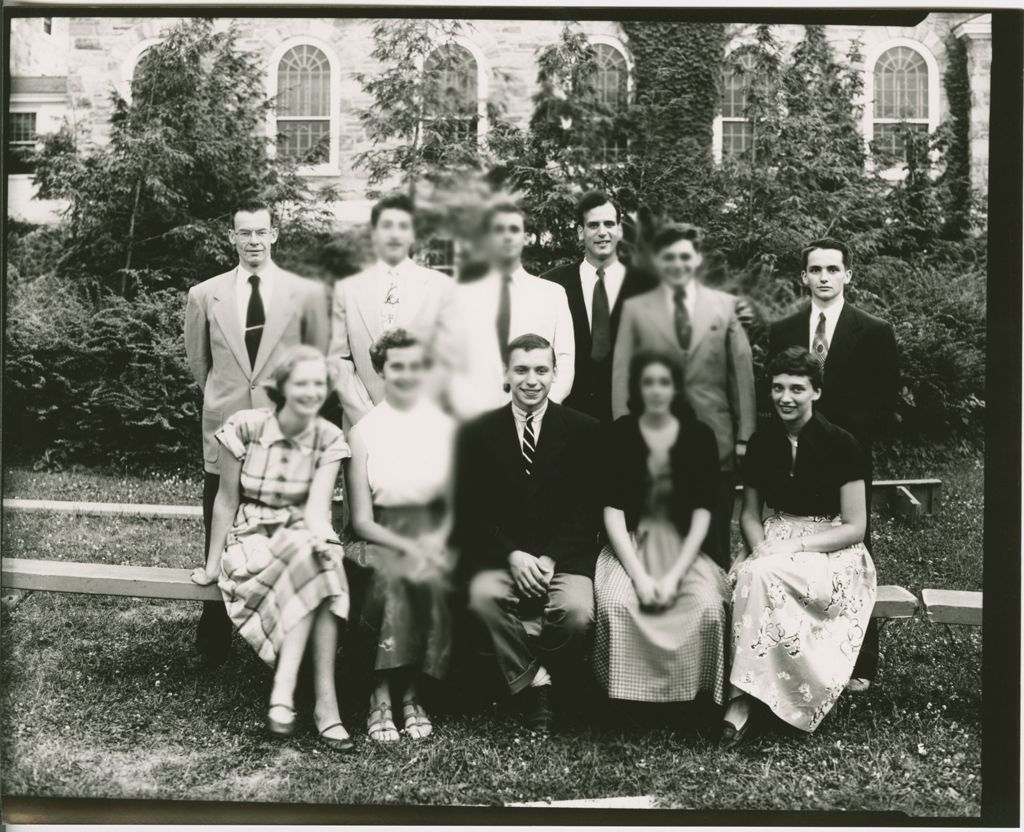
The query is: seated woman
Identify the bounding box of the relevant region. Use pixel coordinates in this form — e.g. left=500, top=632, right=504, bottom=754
left=191, top=345, right=354, bottom=752
left=722, top=345, right=877, bottom=748
left=594, top=350, right=730, bottom=710
left=344, top=329, right=456, bottom=743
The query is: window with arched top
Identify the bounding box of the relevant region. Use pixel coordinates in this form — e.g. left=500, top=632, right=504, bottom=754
left=422, top=43, right=480, bottom=159
left=275, top=44, right=332, bottom=165
left=130, top=47, right=158, bottom=94
left=870, top=46, right=930, bottom=160
left=720, top=49, right=758, bottom=159
left=590, top=41, right=630, bottom=163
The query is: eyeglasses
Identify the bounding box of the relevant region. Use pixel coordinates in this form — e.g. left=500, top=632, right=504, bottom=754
left=233, top=229, right=273, bottom=240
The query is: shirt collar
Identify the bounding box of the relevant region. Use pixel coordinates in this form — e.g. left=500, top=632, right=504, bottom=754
left=581, top=258, right=624, bottom=280
left=377, top=258, right=414, bottom=277
left=237, top=261, right=277, bottom=289
left=811, top=296, right=845, bottom=322
left=489, top=265, right=529, bottom=284
left=663, top=277, right=694, bottom=300
left=511, top=398, right=549, bottom=423
left=258, top=412, right=317, bottom=454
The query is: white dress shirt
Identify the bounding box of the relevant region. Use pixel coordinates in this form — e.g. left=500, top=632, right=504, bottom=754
left=448, top=266, right=575, bottom=420
left=375, top=257, right=415, bottom=331
left=235, top=264, right=276, bottom=330
left=511, top=398, right=549, bottom=447
left=808, top=297, right=845, bottom=350
left=662, top=278, right=697, bottom=322
left=579, top=259, right=626, bottom=326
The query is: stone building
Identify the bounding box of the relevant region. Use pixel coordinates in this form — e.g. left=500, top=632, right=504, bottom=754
left=8, top=13, right=991, bottom=248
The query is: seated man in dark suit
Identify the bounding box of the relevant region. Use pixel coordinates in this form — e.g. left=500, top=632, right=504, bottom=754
left=453, top=333, right=602, bottom=734
left=767, top=237, right=899, bottom=693
left=541, top=190, right=656, bottom=422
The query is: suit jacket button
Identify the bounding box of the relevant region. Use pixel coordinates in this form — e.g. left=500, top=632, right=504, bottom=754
left=251, top=383, right=257, bottom=390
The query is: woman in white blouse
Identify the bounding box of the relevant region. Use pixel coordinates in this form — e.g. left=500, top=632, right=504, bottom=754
left=345, top=329, right=456, bottom=743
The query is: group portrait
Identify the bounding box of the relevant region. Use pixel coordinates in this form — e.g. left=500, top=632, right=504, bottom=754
left=2, top=4, right=1011, bottom=823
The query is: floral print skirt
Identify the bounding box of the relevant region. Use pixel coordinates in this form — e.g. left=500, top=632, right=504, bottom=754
left=728, top=513, right=877, bottom=732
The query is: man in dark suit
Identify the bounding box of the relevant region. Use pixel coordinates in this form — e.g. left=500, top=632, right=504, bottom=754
left=453, top=333, right=602, bottom=734
left=767, top=237, right=899, bottom=692
left=541, top=191, right=656, bottom=423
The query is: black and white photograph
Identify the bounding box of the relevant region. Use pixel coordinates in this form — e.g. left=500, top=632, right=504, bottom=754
left=1, top=3, right=1019, bottom=824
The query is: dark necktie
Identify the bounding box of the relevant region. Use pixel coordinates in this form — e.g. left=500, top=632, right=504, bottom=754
left=245, top=274, right=265, bottom=369
left=812, top=311, right=829, bottom=369
left=496, top=272, right=512, bottom=363
left=591, top=266, right=611, bottom=361
left=673, top=285, right=691, bottom=351
left=522, top=413, right=536, bottom=476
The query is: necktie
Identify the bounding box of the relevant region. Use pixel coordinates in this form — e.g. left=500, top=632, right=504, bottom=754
left=673, top=285, right=691, bottom=351
left=245, top=274, right=265, bottom=369
left=590, top=266, right=611, bottom=361
left=496, top=272, right=512, bottom=363
left=812, top=312, right=829, bottom=368
left=383, top=268, right=400, bottom=330
left=522, top=413, right=536, bottom=476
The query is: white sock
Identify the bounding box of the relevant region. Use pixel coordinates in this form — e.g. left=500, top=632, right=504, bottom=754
left=530, top=664, right=552, bottom=688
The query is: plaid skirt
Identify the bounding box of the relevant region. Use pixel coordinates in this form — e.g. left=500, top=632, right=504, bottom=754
left=727, top=513, right=877, bottom=732
left=593, top=534, right=730, bottom=703
left=218, top=504, right=350, bottom=668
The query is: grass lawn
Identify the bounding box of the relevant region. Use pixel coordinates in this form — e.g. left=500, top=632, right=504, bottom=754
left=0, top=456, right=982, bottom=814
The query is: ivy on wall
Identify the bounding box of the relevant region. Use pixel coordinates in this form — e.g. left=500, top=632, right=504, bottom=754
left=941, top=31, right=973, bottom=236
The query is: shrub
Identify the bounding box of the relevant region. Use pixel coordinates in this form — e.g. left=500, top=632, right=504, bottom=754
left=5, top=275, right=201, bottom=466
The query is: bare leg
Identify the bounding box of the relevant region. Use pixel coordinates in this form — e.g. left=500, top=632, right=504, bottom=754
left=268, top=610, right=315, bottom=725
left=723, top=684, right=752, bottom=730
left=368, top=672, right=399, bottom=742
left=309, top=601, right=349, bottom=741
left=401, top=677, right=433, bottom=740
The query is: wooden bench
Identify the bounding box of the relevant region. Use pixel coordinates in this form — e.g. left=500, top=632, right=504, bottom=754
left=0, top=557, right=920, bottom=619
left=921, top=588, right=982, bottom=626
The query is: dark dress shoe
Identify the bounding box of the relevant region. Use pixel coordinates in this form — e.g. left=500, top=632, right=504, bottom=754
left=196, top=601, right=233, bottom=666
left=520, top=686, right=554, bottom=735
left=318, top=722, right=356, bottom=754
left=720, top=714, right=757, bottom=751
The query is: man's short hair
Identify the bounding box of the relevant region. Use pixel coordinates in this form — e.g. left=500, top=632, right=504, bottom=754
left=482, top=201, right=526, bottom=235
left=232, top=200, right=276, bottom=227
left=369, top=328, right=422, bottom=374
left=800, top=237, right=851, bottom=271
left=576, top=190, right=621, bottom=227
left=371, top=194, right=416, bottom=228
left=769, top=345, right=823, bottom=391
left=505, top=332, right=555, bottom=367
left=652, top=222, right=703, bottom=255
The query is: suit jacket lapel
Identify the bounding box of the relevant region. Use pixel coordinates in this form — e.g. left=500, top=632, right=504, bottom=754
left=211, top=270, right=251, bottom=378
left=565, top=263, right=592, bottom=353
left=527, top=404, right=566, bottom=499
left=824, top=301, right=860, bottom=373
left=495, top=405, right=527, bottom=487
left=641, top=289, right=679, bottom=350
left=397, top=266, right=427, bottom=329
left=252, top=267, right=299, bottom=378
left=687, top=281, right=714, bottom=351
left=353, top=267, right=383, bottom=345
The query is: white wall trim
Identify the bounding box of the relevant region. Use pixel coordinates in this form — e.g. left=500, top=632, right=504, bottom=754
left=266, top=35, right=341, bottom=175
left=450, top=35, right=490, bottom=138
left=116, top=37, right=163, bottom=102
left=587, top=33, right=634, bottom=97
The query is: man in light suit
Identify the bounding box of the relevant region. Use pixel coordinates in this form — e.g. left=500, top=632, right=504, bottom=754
left=184, top=201, right=329, bottom=664
left=448, top=203, right=575, bottom=421
left=612, top=223, right=756, bottom=570
left=327, top=194, right=459, bottom=427
left=541, top=190, right=656, bottom=423
left=768, top=237, right=899, bottom=693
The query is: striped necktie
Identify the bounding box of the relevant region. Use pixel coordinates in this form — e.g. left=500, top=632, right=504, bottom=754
left=522, top=413, right=536, bottom=476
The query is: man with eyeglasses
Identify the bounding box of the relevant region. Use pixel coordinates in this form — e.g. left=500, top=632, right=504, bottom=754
left=184, top=200, right=330, bottom=665
left=447, top=202, right=575, bottom=420
left=611, top=223, right=756, bottom=571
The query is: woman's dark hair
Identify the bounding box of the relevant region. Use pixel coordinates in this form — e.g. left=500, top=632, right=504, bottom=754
left=769, top=345, right=823, bottom=391
left=369, top=328, right=422, bottom=374
left=626, top=350, right=695, bottom=421
left=651, top=222, right=703, bottom=255
left=263, top=344, right=332, bottom=410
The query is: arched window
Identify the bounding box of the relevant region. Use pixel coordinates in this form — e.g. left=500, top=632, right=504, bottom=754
left=130, top=47, right=158, bottom=93
left=422, top=43, right=480, bottom=159
left=720, top=49, right=757, bottom=159
left=591, top=41, right=630, bottom=163
left=275, top=44, right=332, bottom=165
left=864, top=40, right=939, bottom=170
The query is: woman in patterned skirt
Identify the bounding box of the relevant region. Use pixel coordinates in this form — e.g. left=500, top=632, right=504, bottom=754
left=594, top=350, right=730, bottom=709
left=191, top=345, right=354, bottom=752
left=345, top=330, right=456, bottom=743
left=722, top=346, right=877, bottom=749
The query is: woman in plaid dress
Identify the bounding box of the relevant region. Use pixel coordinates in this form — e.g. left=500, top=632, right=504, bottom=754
left=594, top=351, right=729, bottom=706
left=722, top=346, right=876, bottom=749
left=191, top=345, right=354, bottom=752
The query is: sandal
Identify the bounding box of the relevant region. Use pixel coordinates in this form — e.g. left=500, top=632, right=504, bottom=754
left=367, top=700, right=400, bottom=743
left=401, top=698, right=433, bottom=740
left=317, top=721, right=356, bottom=754
left=267, top=703, right=297, bottom=738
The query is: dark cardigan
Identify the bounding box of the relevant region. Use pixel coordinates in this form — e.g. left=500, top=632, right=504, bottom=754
left=603, top=413, right=720, bottom=540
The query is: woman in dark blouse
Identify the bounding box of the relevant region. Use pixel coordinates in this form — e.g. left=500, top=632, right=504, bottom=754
left=593, top=350, right=730, bottom=707
left=722, top=346, right=877, bottom=748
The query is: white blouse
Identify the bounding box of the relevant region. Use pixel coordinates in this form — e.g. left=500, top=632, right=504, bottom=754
left=352, top=398, right=455, bottom=507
